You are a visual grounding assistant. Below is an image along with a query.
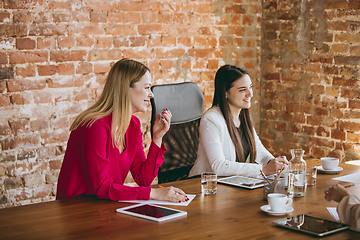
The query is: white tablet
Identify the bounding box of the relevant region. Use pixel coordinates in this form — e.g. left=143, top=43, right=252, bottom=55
left=217, top=176, right=264, bottom=189
left=272, top=214, right=349, bottom=237
left=116, top=203, right=187, bottom=222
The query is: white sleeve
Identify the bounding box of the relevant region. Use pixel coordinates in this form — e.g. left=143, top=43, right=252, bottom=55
left=337, top=194, right=360, bottom=232
left=200, top=115, right=262, bottom=178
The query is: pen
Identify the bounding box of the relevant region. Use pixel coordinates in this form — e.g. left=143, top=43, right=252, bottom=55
left=159, top=185, right=164, bottom=188
left=344, top=184, right=353, bottom=188
left=260, top=170, right=271, bottom=184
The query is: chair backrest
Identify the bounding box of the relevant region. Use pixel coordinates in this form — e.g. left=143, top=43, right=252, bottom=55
left=150, top=82, right=204, bottom=183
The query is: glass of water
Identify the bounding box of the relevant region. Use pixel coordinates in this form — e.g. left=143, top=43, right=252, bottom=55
left=201, top=172, right=217, bottom=195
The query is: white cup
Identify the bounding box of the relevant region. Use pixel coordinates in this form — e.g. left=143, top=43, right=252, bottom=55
left=267, top=193, right=293, bottom=212
left=321, top=157, right=339, bottom=170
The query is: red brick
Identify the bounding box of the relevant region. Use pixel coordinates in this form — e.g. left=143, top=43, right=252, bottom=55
left=58, top=36, right=76, bottom=48
left=157, top=12, right=172, bottom=24
left=188, top=49, right=213, bottom=58
left=89, top=50, right=122, bottom=61
left=95, top=37, right=113, bottom=48
left=341, top=89, right=360, bottom=98
left=76, top=36, right=95, bottom=47
left=46, top=1, right=70, bottom=10
left=339, top=121, right=360, bottom=132
left=10, top=93, right=31, bottom=105
left=0, top=24, right=27, bottom=37
left=331, top=129, right=346, bottom=141
left=0, top=66, right=14, bottom=80
left=333, top=77, right=358, bottom=87
left=76, top=62, right=92, bottom=74
left=0, top=11, right=10, bottom=22
left=9, top=51, right=47, bottom=64
left=74, top=88, right=91, bottom=101
left=130, top=36, right=146, bottom=47
left=315, top=107, right=328, bottom=116
left=41, top=131, right=69, bottom=144
left=0, top=52, right=7, bottom=64
left=8, top=119, right=30, bottom=135
left=309, top=136, right=334, bottom=148
left=54, top=91, right=71, bottom=102
left=316, top=126, right=330, bottom=137
left=335, top=56, right=360, bottom=65
left=58, top=63, right=74, bottom=75
left=30, top=119, right=48, bottom=131
left=0, top=80, right=6, bottom=93
left=349, top=0, right=360, bottom=9
left=50, top=50, right=87, bottom=62
left=94, top=63, right=111, bottom=74
left=8, top=79, right=46, bottom=92
left=68, top=24, right=104, bottom=35
left=105, top=25, right=136, bottom=35
left=38, top=65, right=57, bottom=76
left=0, top=95, right=11, bottom=106
left=326, top=0, right=348, bottom=9
left=37, top=37, right=56, bottom=49
left=16, top=38, right=36, bottom=50
left=307, top=116, right=336, bottom=127
left=34, top=90, right=52, bottom=104
left=138, top=24, right=165, bottom=35
left=348, top=132, right=360, bottom=143
left=16, top=65, right=36, bottom=78
left=122, top=49, right=151, bottom=59
left=113, top=37, right=129, bottom=47
left=349, top=100, right=360, bottom=109
left=333, top=44, right=349, bottom=53
left=108, top=12, right=124, bottom=23
left=46, top=76, right=84, bottom=88
left=90, top=11, right=107, bottom=23
left=29, top=24, right=66, bottom=36
left=53, top=12, right=72, bottom=23
left=49, top=160, right=62, bottom=170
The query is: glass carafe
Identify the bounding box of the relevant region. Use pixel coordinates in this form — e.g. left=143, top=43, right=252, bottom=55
left=287, top=149, right=306, bottom=197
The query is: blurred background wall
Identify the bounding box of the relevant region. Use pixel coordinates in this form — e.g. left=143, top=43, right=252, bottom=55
left=0, top=0, right=359, bottom=208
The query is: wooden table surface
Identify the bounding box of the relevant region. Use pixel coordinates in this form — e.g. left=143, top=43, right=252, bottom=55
left=0, top=159, right=359, bottom=240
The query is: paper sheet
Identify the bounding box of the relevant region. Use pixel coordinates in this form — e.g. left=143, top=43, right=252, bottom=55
left=119, top=194, right=196, bottom=206
left=327, top=207, right=340, bottom=221
left=332, top=172, right=360, bottom=184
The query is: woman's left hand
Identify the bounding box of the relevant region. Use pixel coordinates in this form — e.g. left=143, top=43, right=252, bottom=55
left=152, top=109, right=172, bottom=147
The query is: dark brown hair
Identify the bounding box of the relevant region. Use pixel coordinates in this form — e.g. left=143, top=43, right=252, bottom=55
left=212, top=65, right=256, bottom=163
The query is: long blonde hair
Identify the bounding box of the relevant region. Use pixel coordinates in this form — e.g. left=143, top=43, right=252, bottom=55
left=70, top=58, right=150, bottom=150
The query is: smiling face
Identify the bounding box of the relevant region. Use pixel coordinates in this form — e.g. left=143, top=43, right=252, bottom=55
left=226, top=74, right=253, bottom=113
left=129, top=71, right=154, bottom=114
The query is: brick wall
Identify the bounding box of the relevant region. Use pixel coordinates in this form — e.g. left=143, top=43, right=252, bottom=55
left=260, top=0, right=360, bottom=161
left=0, top=0, right=262, bottom=208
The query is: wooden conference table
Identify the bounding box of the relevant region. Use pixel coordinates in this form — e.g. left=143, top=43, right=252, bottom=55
left=0, top=159, right=359, bottom=240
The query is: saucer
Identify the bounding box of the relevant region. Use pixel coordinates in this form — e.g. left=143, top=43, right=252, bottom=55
left=260, top=205, right=294, bottom=216
left=316, top=166, right=343, bottom=174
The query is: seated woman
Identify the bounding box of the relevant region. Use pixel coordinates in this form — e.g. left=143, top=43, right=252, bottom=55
left=57, top=58, right=187, bottom=203
left=189, top=65, right=288, bottom=178
left=325, top=184, right=360, bottom=232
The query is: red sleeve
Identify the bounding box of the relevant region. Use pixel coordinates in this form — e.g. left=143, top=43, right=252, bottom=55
left=81, top=118, right=153, bottom=201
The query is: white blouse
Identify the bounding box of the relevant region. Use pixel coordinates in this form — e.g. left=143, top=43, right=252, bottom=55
left=189, top=106, right=274, bottom=178
left=337, top=194, right=360, bottom=232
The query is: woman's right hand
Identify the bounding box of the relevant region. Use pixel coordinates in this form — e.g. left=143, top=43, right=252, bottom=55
left=324, top=184, right=350, bottom=203
left=262, top=156, right=289, bottom=175
left=150, top=186, right=188, bottom=203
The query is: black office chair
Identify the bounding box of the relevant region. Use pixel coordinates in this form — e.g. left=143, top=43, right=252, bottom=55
left=150, top=82, right=204, bottom=183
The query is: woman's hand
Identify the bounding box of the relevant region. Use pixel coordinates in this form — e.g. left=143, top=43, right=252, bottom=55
left=262, top=156, right=289, bottom=176
left=152, top=109, right=172, bottom=147
left=150, top=186, right=188, bottom=203
left=325, top=184, right=350, bottom=203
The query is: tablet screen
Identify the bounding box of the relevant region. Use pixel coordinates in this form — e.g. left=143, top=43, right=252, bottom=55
left=125, top=204, right=178, bottom=218
left=273, top=214, right=349, bottom=236
left=116, top=203, right=187, bottom=222
left=217, top=176, right=264, bottom=189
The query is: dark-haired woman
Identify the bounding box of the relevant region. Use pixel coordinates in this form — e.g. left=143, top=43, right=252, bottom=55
left=189, top=65, right=288, bottom=178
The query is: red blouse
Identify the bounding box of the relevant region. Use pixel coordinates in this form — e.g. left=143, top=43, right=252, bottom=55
left=56, top=115, right=165, bottom=201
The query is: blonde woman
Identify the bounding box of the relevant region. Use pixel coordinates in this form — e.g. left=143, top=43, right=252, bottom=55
left=57, top=59, right=188, bottom=203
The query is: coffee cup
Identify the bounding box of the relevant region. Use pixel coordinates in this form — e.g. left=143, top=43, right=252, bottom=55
left=267, top=193, right=293, bottom=212
left=321, top=157, right=339, bottom=170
